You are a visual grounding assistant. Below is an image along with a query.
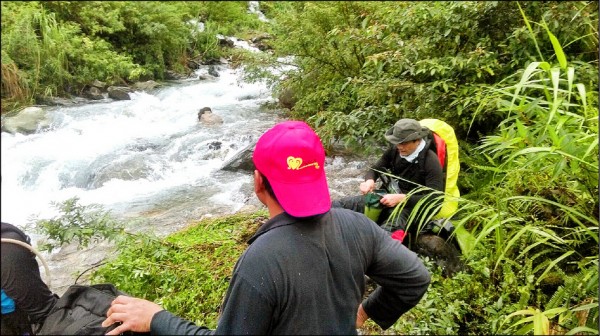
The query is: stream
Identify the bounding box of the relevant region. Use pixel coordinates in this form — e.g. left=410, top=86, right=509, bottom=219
left=1, top=63, right=368, bottom=295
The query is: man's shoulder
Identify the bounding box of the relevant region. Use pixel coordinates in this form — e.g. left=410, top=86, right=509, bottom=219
left=1, top=222, right=30, bottom=243
left=328, top=208, right=383, bottom=237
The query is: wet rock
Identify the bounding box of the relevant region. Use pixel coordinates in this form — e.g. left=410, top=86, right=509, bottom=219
left=88, top=154, right=160, bottom=189
left=107, top=86, right=131, bottom=100
left=218, top=36, right=235, bottom=48
left=133, top=80, right=159, bottom=91
left=90, top=80, right=107, bottom=90
left=85, top=86, right=104, bottom=100
left=414, top=233, right=464, bottom=277
left=1, top=106, right=52, bottom=135
left=208, top=141, right=222, bottom=150
left=165, top=70, right=186, bottom=80
left=278, top=87, right=296, bottom=109
left=208, top=65, right=220, bottom=77
left=221, top=144, right=255, bottom=172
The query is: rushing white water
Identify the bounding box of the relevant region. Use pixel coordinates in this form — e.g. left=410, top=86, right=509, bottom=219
left=248, top=1, right=270, bottom=22
left=1, top=66, right=280, bottom=239
left=0, top=62, right=365, bottom=294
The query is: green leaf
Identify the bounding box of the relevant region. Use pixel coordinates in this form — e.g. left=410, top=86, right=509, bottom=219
left=543, top=21, right=567, bottom=69
left=361, top=17, right=369, bottom=30
left=566, top=327, right=599, bottom=335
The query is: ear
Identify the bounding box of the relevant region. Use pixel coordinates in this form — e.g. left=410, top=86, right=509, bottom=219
left=254, top=170, right=264, bottom=193
left=254, top=170, right=269, bottom=205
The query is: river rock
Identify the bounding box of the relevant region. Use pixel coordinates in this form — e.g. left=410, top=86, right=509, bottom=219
left=107, top=86, right=131, bottom=100
left=36, top=96, right=80, bottom=107
left=91, top=80, right=107, bottom=89
left=208, top=66, right=220, bottom=77
left=414, top=234, right=464, bottom=277
left=1, top=106, right=52, bottom=135
left=165, top=70, right=186, bottom=80
left=85, top=86, right=104, bottom=100
left=88, top=154, right=159, bottom=189
left=218, top=36, right=235, bottom=48
left=133, top=80, right=160, bottom=91
left=221, top=144, right=255, bottom=172
left=278, top=87, right=296, bottom=109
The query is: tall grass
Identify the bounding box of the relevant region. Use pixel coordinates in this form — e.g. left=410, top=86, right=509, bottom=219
left=458, top=7, right=599, bottom=334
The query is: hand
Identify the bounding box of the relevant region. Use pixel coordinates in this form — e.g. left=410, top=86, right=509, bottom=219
left=102, top=295, right=163, bottom=335
left=380, top=193, right=406, bottom=207
left=356, top=303, right=369, bottom=328
left=359, top=179, right=375, bottom=195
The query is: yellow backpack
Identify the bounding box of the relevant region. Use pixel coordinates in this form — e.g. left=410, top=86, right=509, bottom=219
left=419, top=119, right=460, bottom=219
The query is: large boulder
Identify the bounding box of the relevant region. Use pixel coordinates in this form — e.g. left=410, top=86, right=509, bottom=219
left=1, top=106, right=52, bottom=135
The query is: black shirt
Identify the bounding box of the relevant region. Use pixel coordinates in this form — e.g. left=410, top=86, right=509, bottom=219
left=365, top=141, right=445, bottom=208
left=1, top=222, right=57, bottom=324
left=151, top=208, right=431, bottom=335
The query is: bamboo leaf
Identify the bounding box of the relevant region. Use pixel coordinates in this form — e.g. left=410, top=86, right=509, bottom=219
left=533, top=309, right=549, bottom=335
left=543, top=21, right=567, bottom=69
left=509, top=62, right=547, bottom=114
left=567, top=66, right=574, bottom=106
left=565, top=327, right=599, bottom=335
left=570, top=302, right=598, bottom=312
left=518, top=3, right=543, bottom=61
left=576, top=83, right=587, bottom=117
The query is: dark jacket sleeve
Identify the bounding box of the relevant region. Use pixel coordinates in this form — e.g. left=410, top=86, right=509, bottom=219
left=150, top=310, right=213, bottom=335
left=404, top=149, right=445, bottom=208
left=1, top=230, right=57, bottom=325
left=365, top=147, right=395, bottom=181
left=361, top=228, right=431, bottom=329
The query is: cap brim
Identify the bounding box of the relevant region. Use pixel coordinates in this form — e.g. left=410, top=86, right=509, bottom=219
left=270, top=172, right=331, bottom=217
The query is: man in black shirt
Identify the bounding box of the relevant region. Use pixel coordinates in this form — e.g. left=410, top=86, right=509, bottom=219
left=103, top=121, right=431, bottom=335
left=1, top=222, right=58, bottom=335
left=333, top=118, right=445, bottom=245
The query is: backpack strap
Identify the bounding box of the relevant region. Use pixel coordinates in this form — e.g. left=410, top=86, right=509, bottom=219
left=431, top=132, right=447, bottom=170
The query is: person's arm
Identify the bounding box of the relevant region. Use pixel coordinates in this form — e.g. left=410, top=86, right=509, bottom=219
left=365, top=147, right=395, bottom=182
left=151, top=310, right=214, bottom=335
left=103, top=295, right=213, bottom=335
left=362, top=228, right=431, bottom=329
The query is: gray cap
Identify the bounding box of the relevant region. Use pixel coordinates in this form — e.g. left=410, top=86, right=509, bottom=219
left=384, top=118, right=429, bottom=144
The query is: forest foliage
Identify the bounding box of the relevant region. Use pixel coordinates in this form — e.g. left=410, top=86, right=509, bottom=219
left=1, top=1, right=266, bottom=110
left=18, top=1, right=598, bottom=335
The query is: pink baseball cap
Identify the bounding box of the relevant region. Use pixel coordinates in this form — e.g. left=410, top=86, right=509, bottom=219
left=252, top=121, right=331, bottom=217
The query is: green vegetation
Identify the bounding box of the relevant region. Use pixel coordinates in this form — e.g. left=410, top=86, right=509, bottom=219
left=26, top=1, right=597, bottom=335
left=1, top=1, right=266, bottom=111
